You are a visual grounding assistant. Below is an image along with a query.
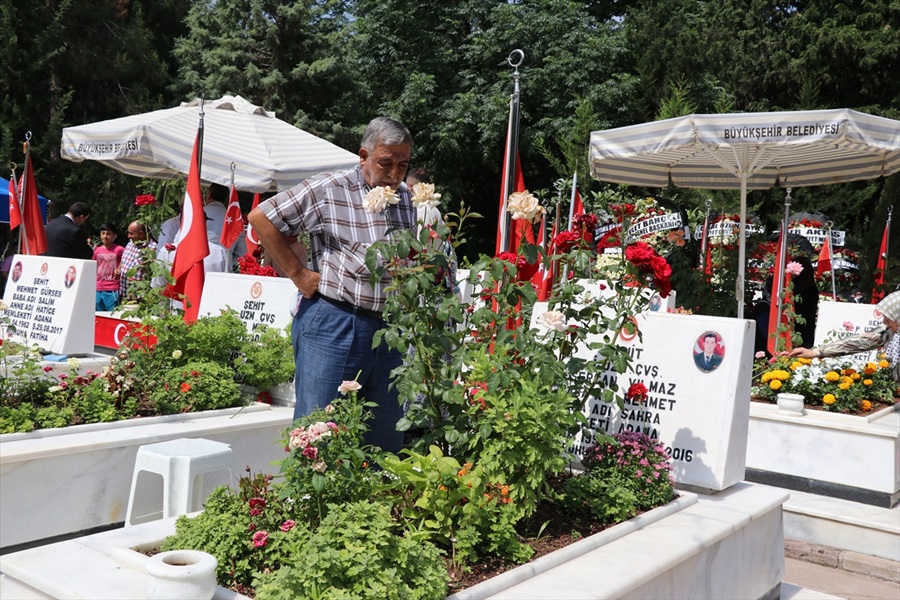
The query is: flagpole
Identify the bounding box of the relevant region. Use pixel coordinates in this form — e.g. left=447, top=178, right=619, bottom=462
left=774, top=188, right=791, bottom=331
left=885, top=205, right=892, bottom=283
left=825, top=221, right=836, bottom=299
left=699, top=198, right=711, bottom=271
left=568, top=171, right=578, bottom=227
left=19, top=133, right=32, bottom=256
left=500, top=49, right=523, bottom=254
left=197, top=97, right=205, bottom=182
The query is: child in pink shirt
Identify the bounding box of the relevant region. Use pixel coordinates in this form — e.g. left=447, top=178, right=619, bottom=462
left=93, top=223, right=125, bottom=311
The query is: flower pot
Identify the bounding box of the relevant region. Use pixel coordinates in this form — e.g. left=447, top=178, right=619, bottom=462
left=776, top=392, right=805, bottom=416
left=145, top=550, right=218, bottom=600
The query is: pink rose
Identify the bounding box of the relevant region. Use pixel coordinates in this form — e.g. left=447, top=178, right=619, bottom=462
left=337, top=380, right=362, bottom=395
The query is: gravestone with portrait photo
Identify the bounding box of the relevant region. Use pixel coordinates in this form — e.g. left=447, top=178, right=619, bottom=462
left=1, top=255, right=96, bottom=354
left=532, top=303, right=754, bottom=492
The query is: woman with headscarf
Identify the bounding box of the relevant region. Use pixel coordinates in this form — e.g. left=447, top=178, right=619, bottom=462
left=789, top=290, right=900, bottom=384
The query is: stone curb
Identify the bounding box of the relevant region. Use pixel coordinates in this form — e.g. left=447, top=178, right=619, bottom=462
left=786, top=540, right=900, bottom=583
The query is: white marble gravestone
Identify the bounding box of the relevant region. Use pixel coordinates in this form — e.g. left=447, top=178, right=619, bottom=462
left=1, top=255, right=95, bottom=354
left=533, top=302, right=754, bottom=492
left=198, top=272, right=299, bottom=335
left=198, top=272, right=298, bottom=403
left=814, top=300, right=883, bottom=363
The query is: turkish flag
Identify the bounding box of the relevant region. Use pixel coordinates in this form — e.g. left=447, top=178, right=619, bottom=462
left=816, top=235, right=832, bottom=277
left=8, top=174, right=20, bottom=230
left=570, top=189, right=584, bottom=224
left=19, top=154, right=48, bottom=255
left=219, top=184, right=243, bottom=248
left=532, top=214, right=556, bottom=301
left=245, top=193, right=262, bottom=255
left=165, top=133, right=209, bottom=323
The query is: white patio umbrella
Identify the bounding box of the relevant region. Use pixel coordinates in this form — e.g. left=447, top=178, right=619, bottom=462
left=60, top=95, right=360, bottom=193
left=589, top=108, right=900, bottom=318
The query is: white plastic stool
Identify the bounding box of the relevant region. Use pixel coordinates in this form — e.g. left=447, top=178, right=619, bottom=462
left=125, top=438, right=234, bottom=527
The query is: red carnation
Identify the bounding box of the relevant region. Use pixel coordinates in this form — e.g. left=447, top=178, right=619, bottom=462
left=625, top=382, right=648, bottom=403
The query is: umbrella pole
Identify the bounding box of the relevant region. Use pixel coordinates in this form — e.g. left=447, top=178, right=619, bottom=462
left=737, top=175, right=748, bottom=319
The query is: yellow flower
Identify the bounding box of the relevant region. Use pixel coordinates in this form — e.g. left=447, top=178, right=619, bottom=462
left=863, top=379, right=873, bottom=386
left=769, top=380, right=782, bottom=391
left=824, top=371, right=840, bottom=382
left=878, top=360, right=890, bottom=369
left=860, top=400, right=872, bottom=411
left=840, top=376, right=853, bottom=385
left=773, top=370, right=790, bottom=381
left=864, top=363, right=877, bottom=375
left=761, top=372, right=772, bottom=383
left=851, top=372, right=861, bottom=381
left=797, top=357, right=811, bottom=365
left=790, top=361, right=803, bottom=370
left=823, top=394, right=836, bottom=405
left=838, top=381, right=851, bottom=390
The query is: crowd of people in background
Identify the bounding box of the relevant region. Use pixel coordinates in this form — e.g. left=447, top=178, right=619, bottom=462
left=0, top=182, right=261, bottom=311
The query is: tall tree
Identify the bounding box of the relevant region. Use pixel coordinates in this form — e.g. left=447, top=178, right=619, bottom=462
left=1, top=0, right=190, bottom=228
left=171, top=0, right=359, bottom=144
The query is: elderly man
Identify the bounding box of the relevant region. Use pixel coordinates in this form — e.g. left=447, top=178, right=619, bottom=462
left=248, top=117, right=414, bottom=453
left=117, top=221, right=157, bottom=303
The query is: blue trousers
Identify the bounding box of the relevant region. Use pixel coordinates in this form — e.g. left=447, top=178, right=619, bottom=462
left=96, top=290, right=119, bottom=312
left=292, top=295, right=404, bottom=453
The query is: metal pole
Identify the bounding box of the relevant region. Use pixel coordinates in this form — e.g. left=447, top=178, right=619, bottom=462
left=826, top=221, right=836, bottom=299
left=19, top=133, right=32, bottom=255
left=197, top=97, right=205, bottom=182
left=501, top=50, right=523, bottom=254
left=700, top=198, right=711, bottom=271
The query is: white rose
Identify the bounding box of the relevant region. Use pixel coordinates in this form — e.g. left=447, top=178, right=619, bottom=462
left=337, top=380, right=362, bottom=395
left=67, top=357, right=81, bottom=369
left=538, top=310, right=568, bottom=332
left=362, top=186, right=399, bottom=214
left=411, top=182, right=441, bottom=210
left=171, top=349, right=183, bottom=360
left=507, top=191, right=545, bottom=223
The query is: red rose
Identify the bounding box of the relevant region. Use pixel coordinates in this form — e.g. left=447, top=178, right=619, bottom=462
left=625, top=382, right=648, bottom=403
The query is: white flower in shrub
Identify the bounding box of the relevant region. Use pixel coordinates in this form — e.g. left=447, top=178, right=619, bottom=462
left=538, top=310, right=568, bottom=332
left=507, top=190, right=545, bottom=223
left=362, top=186, right=399, bottom=214
left=338, top=380, right=362, bottom=395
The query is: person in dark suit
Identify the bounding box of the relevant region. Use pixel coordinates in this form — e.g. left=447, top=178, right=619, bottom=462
left=44, top=202, right=93, bottom=259
left=694, top=332, right=723, bottom=372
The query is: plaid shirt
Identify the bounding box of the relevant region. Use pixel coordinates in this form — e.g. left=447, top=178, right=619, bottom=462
left=119, top=240, right=157, bottom=301
left=816, top=325, right=900, bottom=383
left=258, top=165, right=415, bottom=312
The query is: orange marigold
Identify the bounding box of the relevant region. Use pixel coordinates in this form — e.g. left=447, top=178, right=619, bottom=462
left=823, top=394, right=836, bottom=405
left=863, top=379, right=873, bottom=386
left=860, top=400, right=872, bottom=411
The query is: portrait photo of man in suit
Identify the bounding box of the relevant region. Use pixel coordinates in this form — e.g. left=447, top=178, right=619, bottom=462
left=694, top=331, right=724, bottom=373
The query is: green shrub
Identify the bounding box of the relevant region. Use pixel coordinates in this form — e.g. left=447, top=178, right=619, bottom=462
left=234, top=325, right=294, bottom=390
left=254, top=501, right=448, bottom=600
left=377, top=445, right=532, bottom=565
left=561, top=431, right=675, bottom=522
left=162, top=473, right=309, bottom=589
left=150, top=360, right=242, bottom=413
left=278, top=392, right=379, bottom=526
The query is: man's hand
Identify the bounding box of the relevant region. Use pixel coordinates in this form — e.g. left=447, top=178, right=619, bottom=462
left=789, top=347, right=819, bottom=359
left=295, top=268, right=320, bottom=299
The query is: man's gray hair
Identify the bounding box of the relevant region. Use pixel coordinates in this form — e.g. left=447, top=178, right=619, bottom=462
left=361, top=117, right=412, bottom=151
